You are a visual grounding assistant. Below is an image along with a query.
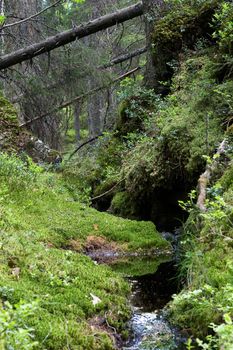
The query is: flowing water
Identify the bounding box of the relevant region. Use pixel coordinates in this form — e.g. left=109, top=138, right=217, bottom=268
left=122, top=261, right=185, bottom=350
left=88, top=239, right=186, bottom=349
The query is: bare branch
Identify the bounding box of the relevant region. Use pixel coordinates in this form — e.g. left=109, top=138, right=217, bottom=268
left=1, top=0, right=64, bottom=31
left=19, top=66, right=141, bottom=127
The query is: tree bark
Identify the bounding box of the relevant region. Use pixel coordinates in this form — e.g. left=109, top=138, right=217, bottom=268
left=0, top=2, right=143, bottom=70
left=142, top=0, right=166, bottom=89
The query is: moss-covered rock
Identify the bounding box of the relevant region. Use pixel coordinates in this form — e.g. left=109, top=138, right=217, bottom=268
left=110, top=192, right=138, bottom=218
left=0, top=95, right=31, bottom=153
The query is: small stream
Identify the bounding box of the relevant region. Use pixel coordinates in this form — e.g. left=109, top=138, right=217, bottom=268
left=88, top=247, right=186, bottom=350
left=122, top=261, right=185, bottom=350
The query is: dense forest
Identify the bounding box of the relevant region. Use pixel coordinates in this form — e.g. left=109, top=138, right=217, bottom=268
left=0, top=0, right=232, bottom=349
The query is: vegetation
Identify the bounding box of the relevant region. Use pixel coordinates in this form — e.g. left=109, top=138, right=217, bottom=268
left=169, top=153, right=233, bottom=348
left=0, top=150, right=169, bottom=349
left=0, top=0, right=233, bottom=349
left=63, top=1, right=233, bottom=348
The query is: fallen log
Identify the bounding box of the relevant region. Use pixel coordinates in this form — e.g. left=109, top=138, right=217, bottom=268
left=0, top=2, right=143, bottom=70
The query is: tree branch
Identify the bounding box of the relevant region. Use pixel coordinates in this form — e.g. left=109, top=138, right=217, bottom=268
left=68, top=134, right=103, bottom=160
left=19, top=66, right=141, bottom=127
left=1, top=0, right=64, bottom=31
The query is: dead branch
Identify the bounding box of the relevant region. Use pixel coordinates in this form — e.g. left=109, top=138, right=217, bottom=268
left=68, top=134, right=103, bottom=160
left=196, top=139, right=227, bottom=212
left=90, top=179, right=125, bottom=202
left=1, top=0, right=64, bottom=31
left=19, top=66, right=141, bottom=127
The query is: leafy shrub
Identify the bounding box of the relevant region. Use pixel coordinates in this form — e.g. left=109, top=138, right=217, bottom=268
left=0, top=153, right=39, bottom=192
left=0, top=300, right=39, bottom=350
left=213, top=2, right=233, bottom=54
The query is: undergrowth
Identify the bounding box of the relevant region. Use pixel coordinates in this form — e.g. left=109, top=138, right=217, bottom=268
left=169, top=148, right=233, bottom=348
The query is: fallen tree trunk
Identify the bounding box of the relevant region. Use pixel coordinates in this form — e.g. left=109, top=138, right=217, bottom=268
left=20, top=66, right=141, bottom=127
left=0, top=2, right=143, bottom=70
left=196, top=139, right=227, bottom=212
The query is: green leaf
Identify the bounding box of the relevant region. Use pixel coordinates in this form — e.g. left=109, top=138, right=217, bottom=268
left=224, top=313, right=232, bottom=325
left=0, top=15, right=5, bottom=25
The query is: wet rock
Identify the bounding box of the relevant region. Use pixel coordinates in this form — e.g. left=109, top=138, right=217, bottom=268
left=26, top=136, right=60, bottom=163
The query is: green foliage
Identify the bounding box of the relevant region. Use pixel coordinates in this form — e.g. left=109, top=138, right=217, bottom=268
left=213, top=2, right=233, bottom=54
left=169, top=159, right=233, bottom=348
left=116, top=80, right=160, bottom=137
left=118, top=52, right=227, bottom=201
left=0, top=153, right=39, bottom=192
left=0, top=15, right=5, bottom=25
left=85, top=46, right=231, bottom=221
left=0, top=300, right=39, bottom=350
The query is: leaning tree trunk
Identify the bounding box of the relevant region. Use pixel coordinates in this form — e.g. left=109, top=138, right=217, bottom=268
left=0, top=2, right=143, bottom=70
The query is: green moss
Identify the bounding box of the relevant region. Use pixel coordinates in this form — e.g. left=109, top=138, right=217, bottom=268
left=153, top=1, right=219, bottom=44
left=150, top=0, right=221, bottom=93
left=219, top=162, right=233, bottom=191
left=110, top=192, right=137, bottom=218
left=0, top=153, right=169, bottom=349
left=0, top=95, right=18, bottom=123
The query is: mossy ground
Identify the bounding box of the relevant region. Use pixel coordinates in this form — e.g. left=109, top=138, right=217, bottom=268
left=0, top=153, right=169, bottom=349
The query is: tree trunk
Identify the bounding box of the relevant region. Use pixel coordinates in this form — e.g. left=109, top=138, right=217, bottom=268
left=0, top=2, right=143, bottom=70
left=142, top=0, right=166, bottom=89
left=74, top=102, right=82, bottom=143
